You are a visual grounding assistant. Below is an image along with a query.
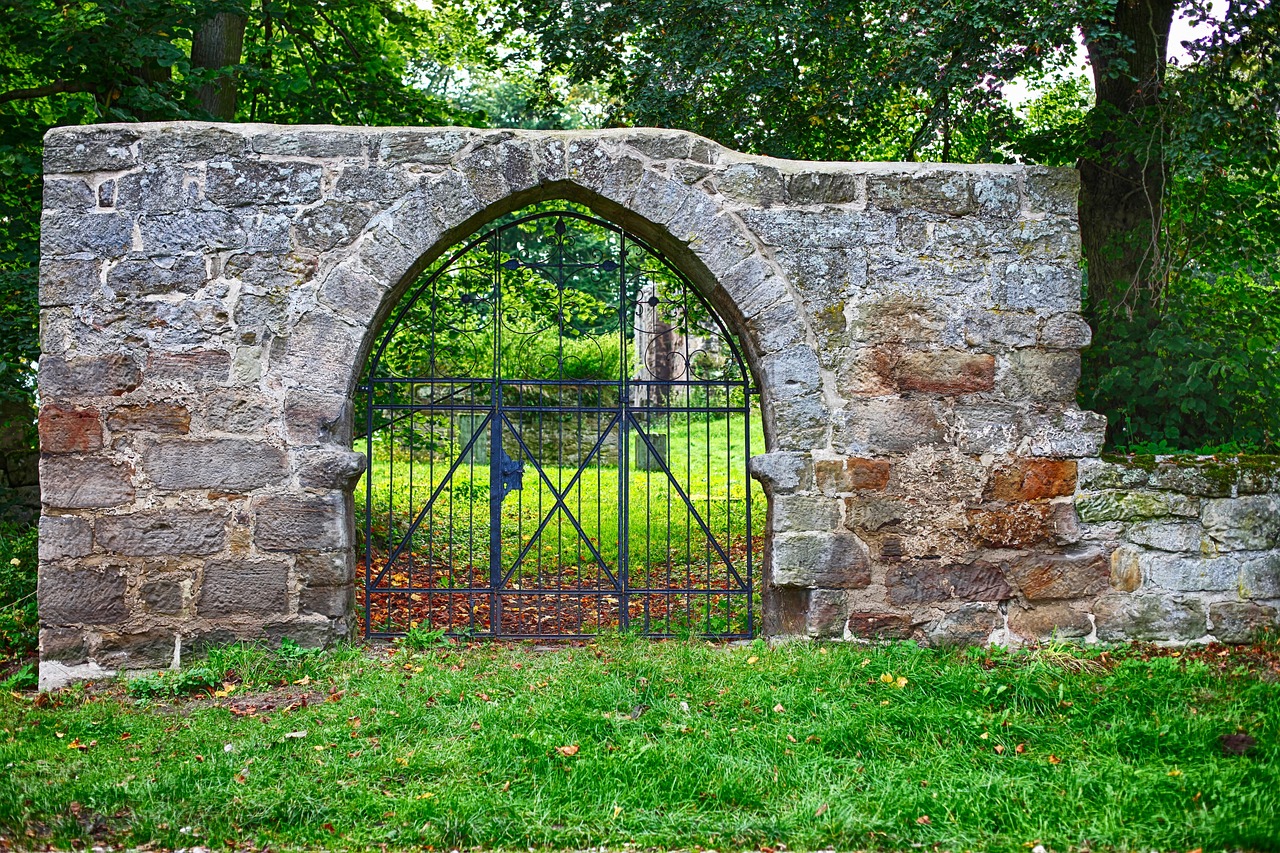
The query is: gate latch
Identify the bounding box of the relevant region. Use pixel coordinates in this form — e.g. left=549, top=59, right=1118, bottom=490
left=498, top=449, right=524, bottom=500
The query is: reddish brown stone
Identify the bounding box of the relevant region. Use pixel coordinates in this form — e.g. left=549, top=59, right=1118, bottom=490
left=1007, top=547, right=1109, bottom=601
left=893, top=350, right=995, bottom=394
left=846, top=611, right=914, bottom=639
left=39, top=404, right=102, bottom=453
left=989, top=459, right=1077, bottom=501
left=967, top=502, right=1056, bottom=548
left=106, top=403, right=191, bottom=434
left=815, top=457, right=891, bottom=493
left=887, top=560, right=1012, bottom=605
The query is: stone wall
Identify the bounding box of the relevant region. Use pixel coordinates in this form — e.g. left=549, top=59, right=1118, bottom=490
left=37, top=121, right=1271, bottom=690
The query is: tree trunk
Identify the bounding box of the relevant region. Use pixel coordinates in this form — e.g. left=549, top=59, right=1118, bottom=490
left=192, top=11, right=248, bottom=120
left=1078, top=0, right=1177, bottom=320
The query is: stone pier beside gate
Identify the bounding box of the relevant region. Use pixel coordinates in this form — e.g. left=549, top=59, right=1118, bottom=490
left=35, top=122, right=1280, bottom=688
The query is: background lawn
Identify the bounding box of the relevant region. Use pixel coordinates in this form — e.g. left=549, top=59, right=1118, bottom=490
left=0, top=636, right=1277, bottom=852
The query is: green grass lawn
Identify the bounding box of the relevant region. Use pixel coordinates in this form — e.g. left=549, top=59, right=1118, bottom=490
left=1, top=637, right=1277, bottom=852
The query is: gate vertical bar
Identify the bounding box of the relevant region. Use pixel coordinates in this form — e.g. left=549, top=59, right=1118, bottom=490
left=489, top=232, right=503, bottom=636
left=617, top=233, right=630, bottom=632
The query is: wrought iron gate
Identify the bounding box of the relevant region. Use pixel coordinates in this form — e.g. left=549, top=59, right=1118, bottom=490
left=358, top=210, right=759, bottom=639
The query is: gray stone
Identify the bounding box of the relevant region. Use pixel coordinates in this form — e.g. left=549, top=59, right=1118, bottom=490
left=142, top=438, right=287, bottom=492
left=295, top=551, right=353, bottom=587
left=284, top=391, right=352, bottom=445
left=106, top=253, right=207, bottom=297
left=296, top=201, right=373, bottom=252
left=40, top=457, right=134, bottom=509
left=38, top=515, right=93, bottom=561
left=44, top=126, right=141, bottom=172
left=43, top=177, right=95, bottom=212
left=1040, top=313, right=1093, bottom=349
left=1241, top=552, right=1280, bottom=599
left=1140, top=552, right=1241, bottom=592
left=264, top=615, right=337, bottom=648
left=139, top=211, right=247, bottom=253
left=38, top=566, right=127, bottom=624
left=199, top=558, right=290, bottom=617
left=1127, top=520, right=1209, bottom=553
left=1009, top=602, right=1092, bottom=640
left=749, top=452, right=812, bottom=495
left=1209, top=602, right=1277, bottom=643
left=206, top=160, right=322, bottom=207
left=1024, top=168, right=1079, bottom=216
left=1202, top=496, right=1280, bottom=551
left=254, top=493, right=349, bottom=552
left=300, top=584, right=353, bottom=619
left=96, top=509, right=227, bottom=556
left=928, top=603, right=1000, bottom=646
left=145, top=348, right=231, bottom=388
left=1094, top=595, right=1207, bottom=642
left=996, top=350, right=1080, bottom=403
left=297, top=449, right=367, bottom=490
left=772, top=495, right=840, bottom=533
left=962, top=309, right=1039, bottom=348
left=42, top=212, right=135, bottom=258
left=887, top=560, right=1012, bottom=605
left=771, top=532, right=870, bottom=588
left=38, top=257, right=100, bottom=308
left=96, top=629, right=177, bottom=669
left=205, top=392, right=273, bottom=434
left=40, top=353, right=142, bottom=399
left=835, top=399, right=944, bottom=455
left=250, top=130, right=368, bottom=158
left=40, top=627, right=88, bottom=664
left=141, top=577, right=185, bottom=614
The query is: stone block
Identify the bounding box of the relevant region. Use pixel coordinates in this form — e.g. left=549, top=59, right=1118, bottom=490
left=867, top=170, right=974, bottom=215
left=273, top=310, right=363, bottom=394
left=1040, top=313, right=1093, bottom=349
left=300, top=584, right=353, bottom=619
left=96, top=509, right=227, bottom=556
left=1008, top=602, right=1092, bottom=640
left=1240, top=552, right=1280, bottom=599
left=40, top=353, right=142, bottom=399
left=1006, top=547, right=1109, bottom=601
left=284, top=391, right=353, bottom=445
left=44, top=126, right=141, bottom=172
left=769, top=395, right=827, bottom=451
left=814, top=457, right=891, bottom=494
left=993, top=261, right=1081, bottom=313
left=206, top=160, right=322, bottom=208
left=805, top=589, right=850, bottom=639
left=264, top=615, right=338, bottom=649
left=39, top=257, right=100, bottom=308
left=145, top=349, right=231, bottom=388
left=250, top=129, right=368, bottom=158
left=748, top=452, right=812, bottom=495
left=41, top=212, right=135, bottom=257
left=759, top=345, right=821, bottom=400
left=1127, top=520, right=1209, bottom=553
left=1201, top=496, right=1280, bottom=551
left=114, top=165, right=197, bottom=212
left=893, top=350, right=995, bottom=394
left=987, top=459, right=1076, bottom=501
left=199, top=558, right=290, bottom=617
left=297, top=201, right=374, bottom=252
left=139, top=211, right=247, bottom=253
left=40, top=456, right=134, bottom=509
left=843, top=497, right=907, bottom=533
left=141, top=577, right=185, bottom=614
left=96, top=629, right=177, bottom=669
left=966, top=502, right=1056, bottom=549
left=142, top=438, right=286, bottom=492
left=887, top=560, right=1012, bottom=605
left=38, top=514, right=93, bottom=561
left=254, top=493, right=349, bottom=552
left=834, top=399, right=944, bottom=456
left=297, top=449, right=367, bottom=490
left=38, top=405, right=102, bottom=454
left=205, top=392, right=273, bottom=434
left=106, top=253, right=207, bottom=298
left=295, top=551, right=353, bottom=587
left=928, top=603, right=1000, bottom=646
left=786, top=171, right=861, bottom=205
left=962, top=309, right=1039, bottom=348
left=1076, top=490, right=1199, bottom=523
left=1209, top=602, right=1277, bottom=643
left=845, top=611, right=914, bottom=639
left=1023, top=167, right=1079, bottom=216
left=996, top=350, right=1080, bottom=403
left=1109, top=545, right=1143, bottom=593
left=379, top=129, right=471, bottom=165
left=772, top=494, right=840, bottom=533
left=1140, top=552, right=1240, bottom=592
left=771, top=532, right=870, bottom=588
left=38, top=565, right=127, bottom=624
left=1093, top=595, right=1207, bottom=642
left=106, top=403, right=191, bottom=435
left=39, top=627, right=88, bottom=664
left=1026, top=408, right=1107, bottom=458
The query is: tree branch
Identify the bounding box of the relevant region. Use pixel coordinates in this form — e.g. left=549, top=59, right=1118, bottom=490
left=0, top=80, right=95, bottom=106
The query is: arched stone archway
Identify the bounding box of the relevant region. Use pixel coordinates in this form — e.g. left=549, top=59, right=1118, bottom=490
left=37, top=122, right=1103, bottom=687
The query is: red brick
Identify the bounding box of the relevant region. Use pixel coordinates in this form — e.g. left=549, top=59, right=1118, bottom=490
left=894, top=350, right=995, bottom=394
left=39, top=404, right=102, bottom=453
left=814, top=457, right=890, bottom=493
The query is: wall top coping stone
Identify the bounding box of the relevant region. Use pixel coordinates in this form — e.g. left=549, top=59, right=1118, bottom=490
left=43, top=121, right=1061, bottom=180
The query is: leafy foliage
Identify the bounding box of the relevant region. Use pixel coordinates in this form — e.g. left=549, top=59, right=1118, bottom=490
left=0, top=522, right=38, bottom=671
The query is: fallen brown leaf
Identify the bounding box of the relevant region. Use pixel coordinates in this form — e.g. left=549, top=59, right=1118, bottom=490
left=556, top=744, right=579, bottom=757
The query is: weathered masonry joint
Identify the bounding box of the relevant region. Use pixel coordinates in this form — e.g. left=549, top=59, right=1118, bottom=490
left=36, top=122, right=1279, bottom=688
